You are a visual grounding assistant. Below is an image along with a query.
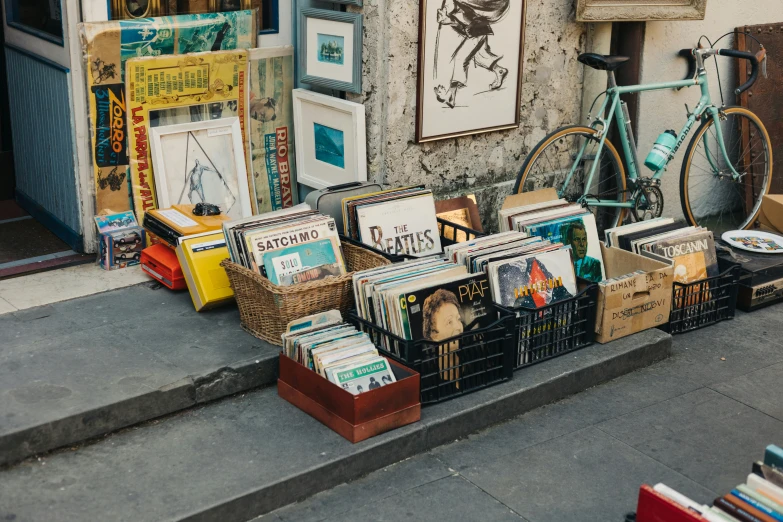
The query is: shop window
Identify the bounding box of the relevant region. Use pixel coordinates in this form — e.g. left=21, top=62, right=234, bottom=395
left=260, top=0, right=279, bottom=34
left=5, top=0, right=64, bottom=44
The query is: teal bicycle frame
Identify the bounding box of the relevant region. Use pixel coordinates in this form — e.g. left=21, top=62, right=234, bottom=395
left=561, top=51, right=739, bottom=210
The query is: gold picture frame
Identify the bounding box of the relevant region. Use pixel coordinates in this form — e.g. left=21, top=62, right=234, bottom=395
left=111, top=0, right=163, bottom=19
left=576, top=0, right=708, bottom=22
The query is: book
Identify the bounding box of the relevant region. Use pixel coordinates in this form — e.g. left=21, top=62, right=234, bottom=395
left=754, top=462, right=783, bottom=490
left=767, top=445, right=783, bottom=470
left=523, top=212, right=606, bottom=283
left=488, top=249, right=577, bottom=309
left=356, top=193, right=443, bottom=257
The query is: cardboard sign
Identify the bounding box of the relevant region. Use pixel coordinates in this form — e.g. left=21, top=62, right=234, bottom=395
left=758, top=195, right=783, bottom=234
left=595, top=245, right=674, bottom=343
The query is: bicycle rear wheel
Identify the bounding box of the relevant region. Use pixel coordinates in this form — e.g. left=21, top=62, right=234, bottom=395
left=514, top=126, right=627, bottom=234
left=680, top=107, right=772, bottom=236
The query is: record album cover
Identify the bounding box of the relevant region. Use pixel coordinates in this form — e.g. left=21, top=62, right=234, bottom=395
left=490, top=250, right=577, bottom=309
left=524, top=213, right=605, bottom=283
left=404, top=274, right=492, bottom=343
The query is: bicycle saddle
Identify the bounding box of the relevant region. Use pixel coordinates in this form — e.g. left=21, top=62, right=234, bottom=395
left=578, top=53, right=630, bottom=71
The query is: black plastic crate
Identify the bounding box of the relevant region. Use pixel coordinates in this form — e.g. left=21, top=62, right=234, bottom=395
left=347, top=309, right=516, bottom=404
left=664, top=257, right=741, bottom=334
left=497, top=284, right=598, bottom=369
left=437, top=218, right=486, bottom=247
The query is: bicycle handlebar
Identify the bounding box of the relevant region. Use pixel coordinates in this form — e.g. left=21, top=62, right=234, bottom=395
left=717, top=48, right=760, bottom=95
left=679, top=49, right=697, bottom=83
left=678, top=47, right=764, bottom=96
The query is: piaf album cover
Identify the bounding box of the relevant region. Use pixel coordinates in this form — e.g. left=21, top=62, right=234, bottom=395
left=404, top=274, right=492, bottom=343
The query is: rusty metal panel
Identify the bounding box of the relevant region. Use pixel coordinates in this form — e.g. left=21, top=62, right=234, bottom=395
left=737, top=24, right=783, bottom=195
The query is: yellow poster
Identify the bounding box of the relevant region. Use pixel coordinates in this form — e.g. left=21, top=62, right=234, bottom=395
left=126, top=50, right=251, bottom=220
left=80, top=11, right=256, bottom=215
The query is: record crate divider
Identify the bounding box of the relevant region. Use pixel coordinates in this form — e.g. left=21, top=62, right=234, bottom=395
left=347, top=309, right=516, bottom=405
left=495, top=282, right=599, bottom=370
left=662, top=257, right=741, bottom=335
left=222, top=241, right=392, bottom=346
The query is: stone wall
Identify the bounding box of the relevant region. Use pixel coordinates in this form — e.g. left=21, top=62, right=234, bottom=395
left=347, top=0, right=588, bottom=232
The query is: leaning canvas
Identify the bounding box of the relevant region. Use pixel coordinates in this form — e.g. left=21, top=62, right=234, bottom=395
left=80, top=11, right=256, bottom=215
left=126, top=50, right=252, bottom=221
left=415, top=0, right=526, bottom=142
left=150, top=118, right=252, bottom=220
left=248, top=47, right=298, bottom=213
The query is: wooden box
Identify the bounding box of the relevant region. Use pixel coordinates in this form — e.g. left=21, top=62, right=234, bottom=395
left=278, top=355, right=421, bottom=443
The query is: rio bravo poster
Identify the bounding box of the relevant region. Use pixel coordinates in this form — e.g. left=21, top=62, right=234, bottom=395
left=80, top=11, right=255, bottom=215
left=248, top=47, right=297, bottom=213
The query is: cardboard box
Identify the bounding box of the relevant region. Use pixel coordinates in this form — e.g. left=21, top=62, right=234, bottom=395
left=278, top=355, right=421, bottom=443
left=758, top=195, right=783, bottom=233
left=595, top=245, right=674, bottom=344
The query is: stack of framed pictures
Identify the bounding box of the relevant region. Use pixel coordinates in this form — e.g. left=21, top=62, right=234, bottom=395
left=293, top=2, right=368, bottom=191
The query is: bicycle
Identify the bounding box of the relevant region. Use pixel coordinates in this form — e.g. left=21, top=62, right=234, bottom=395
left=513, top=40, right=772, bottom=236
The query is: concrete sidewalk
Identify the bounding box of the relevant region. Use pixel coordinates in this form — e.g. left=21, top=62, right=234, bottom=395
left=264, top=304, right=783, bottom=522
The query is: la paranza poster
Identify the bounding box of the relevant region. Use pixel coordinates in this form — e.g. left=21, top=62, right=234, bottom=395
left=126, top=50, right=251, bottom=220
left=80, top=11, right=255, bottom=214
left=248, top=46, right=297, bottom=213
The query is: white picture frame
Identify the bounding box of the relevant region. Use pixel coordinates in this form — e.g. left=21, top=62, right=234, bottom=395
left=416, top=0, right=526, bottom=143
left=149, top=117, right=253, bottom=220
left=292, top=88, right=367, bottom=190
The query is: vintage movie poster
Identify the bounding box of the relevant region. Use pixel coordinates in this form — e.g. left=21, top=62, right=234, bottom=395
left=80, top=11, right=255, bottom=215
left=248, top=46, right=297, bottom=213
left=126, top=50, right=251, bottom=220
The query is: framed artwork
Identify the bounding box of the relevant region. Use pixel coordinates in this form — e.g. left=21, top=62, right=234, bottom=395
left=416, top=0, right=526, bottom=143
left=292, top=89, right=367, bottom=190
left=297, top=8, right=363, bottom=94
left=576, top=0, right=707, bottom=21
left=149, top=118, right=253, bottom=220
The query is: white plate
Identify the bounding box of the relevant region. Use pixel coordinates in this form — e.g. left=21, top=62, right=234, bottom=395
left=721, top=230, right=783, bottom=254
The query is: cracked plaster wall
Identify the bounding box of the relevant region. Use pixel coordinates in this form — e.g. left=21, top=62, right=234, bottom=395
left=346, top=0, right=588, bottom=231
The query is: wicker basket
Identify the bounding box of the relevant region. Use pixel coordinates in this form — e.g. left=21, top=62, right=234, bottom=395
left=221, top=241, right=392, bottom=345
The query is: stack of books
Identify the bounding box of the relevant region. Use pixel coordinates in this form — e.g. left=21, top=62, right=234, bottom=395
left=223, top=204, right=347, bottom=287
left=281, top=312, right=396, bottom=395
left=342, top=187, right=442, bottom=258
left=498, top=197, right=606, bottom=284
left=636, top=445, right=783, bottom=522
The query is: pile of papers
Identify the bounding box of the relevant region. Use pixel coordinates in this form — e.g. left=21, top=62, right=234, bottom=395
left=342, top=186, right=442, bottom=258
left=281, top=315, right=396, bottom=395
left=223, top=204, right=347, bottom=286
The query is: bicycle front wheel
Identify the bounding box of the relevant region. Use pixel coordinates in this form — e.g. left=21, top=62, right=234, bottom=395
left=680, top=107, right=773, bottom=235
left=514, top=126, right=627, bottom=234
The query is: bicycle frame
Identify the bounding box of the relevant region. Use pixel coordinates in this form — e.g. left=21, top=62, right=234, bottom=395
left=563, top=56, right=738, bottom=210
